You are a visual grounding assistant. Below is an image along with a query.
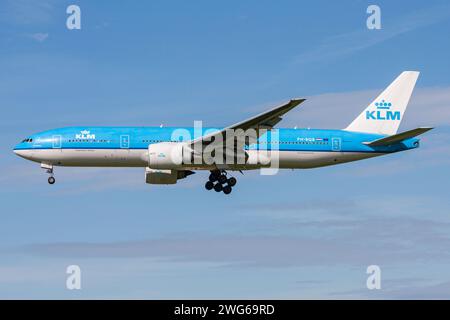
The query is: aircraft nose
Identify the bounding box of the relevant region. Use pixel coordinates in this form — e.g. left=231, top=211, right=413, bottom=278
left=13, top=147, right=32, bottom=159
left=14, top=148, right=23, bottom=156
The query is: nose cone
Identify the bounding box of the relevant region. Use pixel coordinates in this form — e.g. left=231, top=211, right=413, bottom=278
left=13, top=146, right=33, bottom=160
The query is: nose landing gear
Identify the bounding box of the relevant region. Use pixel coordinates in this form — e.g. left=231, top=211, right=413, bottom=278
left=205, top=170, right=236, bottom=195
left=41, top=163, right=55, bottom=185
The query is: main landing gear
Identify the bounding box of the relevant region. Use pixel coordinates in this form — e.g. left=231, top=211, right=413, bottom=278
left=205, top=170, right=237, bottom=195
left=41, top=163, right=55, bottom=185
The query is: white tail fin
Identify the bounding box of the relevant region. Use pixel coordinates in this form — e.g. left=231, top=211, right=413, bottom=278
left=345, top=71, right=420, bottom=135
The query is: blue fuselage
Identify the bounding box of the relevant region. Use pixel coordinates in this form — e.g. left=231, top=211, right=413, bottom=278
left=13, top=126, right=419, bottom=169
left=14, top=126, right=418, bottom=152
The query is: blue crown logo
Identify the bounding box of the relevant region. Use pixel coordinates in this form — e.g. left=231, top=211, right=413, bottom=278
left=375, top=100, right=392, bottom=109
left=366, top=99, right=400, bottom=121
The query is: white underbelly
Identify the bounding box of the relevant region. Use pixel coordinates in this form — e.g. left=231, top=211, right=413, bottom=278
left=277, top=150, right=383, bottom=168
left=30, top=149, right=148, bottom=167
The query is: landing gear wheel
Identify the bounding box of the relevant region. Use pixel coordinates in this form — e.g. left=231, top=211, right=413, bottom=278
left=213, top=183, right=223, bottom=192
left=48, top=176, right=55, bottom=184
left=227, top=177, right=237, bottom=187
left=209, top=172, right=219, bottom=182
left=218, top=174, right=227, bottom=184
left=205, top=181, right=214, bottom=190
left=223, top=185, right=232, bottom=195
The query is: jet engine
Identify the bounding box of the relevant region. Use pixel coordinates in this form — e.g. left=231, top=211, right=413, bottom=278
left=148, top=142, right=193, bottom=169
left=145, top=167, right=194, bottom=184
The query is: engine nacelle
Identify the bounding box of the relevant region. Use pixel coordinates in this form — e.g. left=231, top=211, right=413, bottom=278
left=145, top=167, right=194, bottom=184
left=148, top=142, right=192, bottom=169
left=245, top=150, right=271, bottom=166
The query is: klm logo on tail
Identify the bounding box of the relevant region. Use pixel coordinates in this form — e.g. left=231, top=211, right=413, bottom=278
left=366, top=100, right=401, bottom=121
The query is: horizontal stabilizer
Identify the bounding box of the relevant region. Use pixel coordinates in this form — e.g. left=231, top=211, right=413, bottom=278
left=365, top=127, right=433, bottom=147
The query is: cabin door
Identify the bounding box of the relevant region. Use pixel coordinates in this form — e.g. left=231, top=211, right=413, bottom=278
left=331, top=137, right=341, bottom=151
left=117, top=134, right=130, bottom=162
left=52, top=135, right=62, bottom=154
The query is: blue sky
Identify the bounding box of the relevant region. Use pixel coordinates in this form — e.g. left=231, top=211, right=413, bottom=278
left=1, top=0, right=450, bottom=299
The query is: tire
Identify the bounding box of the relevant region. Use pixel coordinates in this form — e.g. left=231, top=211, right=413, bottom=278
left=205, top=181, right=214, bottom=190
left=214, top=183, right=223, bottom=192
left=209, top=173, right=218, bottom=182
left=223, top=185, right=232, bottom=195
left=218, top=174, right=227, bottom=184
left=227, top=177, right=237, bottom=187
left=48, top=177, right=55, bottom=184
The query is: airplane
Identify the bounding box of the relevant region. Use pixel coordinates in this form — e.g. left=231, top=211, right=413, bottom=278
left=14, top=71, right=432, bottom=195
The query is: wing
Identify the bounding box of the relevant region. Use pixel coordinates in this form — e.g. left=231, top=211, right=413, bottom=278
left=189, top=98, right=306, bottom=149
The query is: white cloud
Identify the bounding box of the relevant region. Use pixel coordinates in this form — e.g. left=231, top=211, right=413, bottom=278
left=294, top=4, right=450, bottom=64
left=23, top=213, right=450, bottom=268
left=1, top=0, right=57, bottom=26
left=29, top=32, right=48, bottom=42
left=331, top=279, right=450, bottom=299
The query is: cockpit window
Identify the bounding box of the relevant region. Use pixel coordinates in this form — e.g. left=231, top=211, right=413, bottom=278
left=21, top=138, right=33, bottom=143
